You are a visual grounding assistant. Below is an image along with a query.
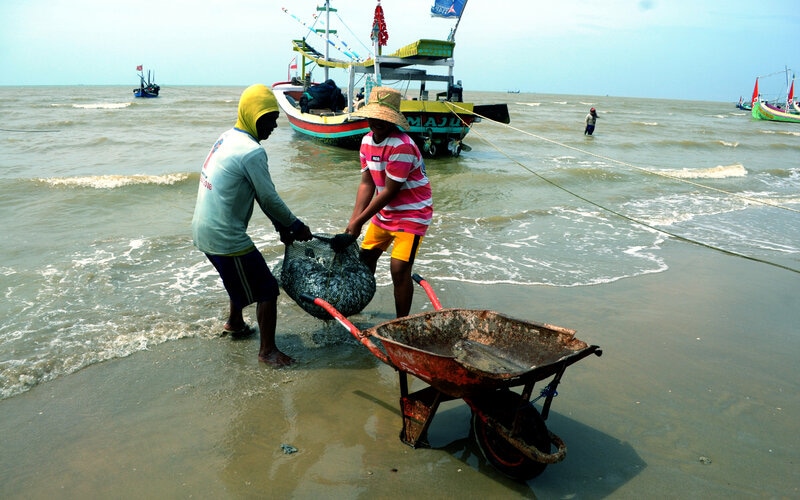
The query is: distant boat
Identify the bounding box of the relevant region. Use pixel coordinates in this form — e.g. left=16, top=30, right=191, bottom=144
left=507, top=89, right=520, bottom=94
left=741, top=77, right=759, bottom=111
left=133, top=66, right=160, bottom=98
left=736, top=96, right=751, bottom=111
left=271, top=0, right=510, bottom=157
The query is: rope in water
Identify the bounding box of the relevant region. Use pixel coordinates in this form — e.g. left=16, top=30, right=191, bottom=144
left=448, top=103, right=800, bottom=275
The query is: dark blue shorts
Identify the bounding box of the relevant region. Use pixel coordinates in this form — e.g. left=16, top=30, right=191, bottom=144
left=206, top=249, right=279, bottom=309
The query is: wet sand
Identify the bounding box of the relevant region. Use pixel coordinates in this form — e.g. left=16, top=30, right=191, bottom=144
left=1, top=240, right=798, bottom=499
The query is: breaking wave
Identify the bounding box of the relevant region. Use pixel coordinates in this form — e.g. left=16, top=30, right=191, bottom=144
left=38, top=173, right=192, bottom=189
left=653, top=163, right=747, bottom=179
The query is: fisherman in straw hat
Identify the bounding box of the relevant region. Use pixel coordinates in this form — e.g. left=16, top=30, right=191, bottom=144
left=331, top=87, right=432, bottom=318
left=352, top=85, right=410, bottom=130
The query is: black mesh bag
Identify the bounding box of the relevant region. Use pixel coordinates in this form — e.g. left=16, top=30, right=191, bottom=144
left=278, top=234, right=376, bottom=320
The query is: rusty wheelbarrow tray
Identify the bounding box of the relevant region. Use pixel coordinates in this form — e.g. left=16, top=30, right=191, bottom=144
left=301, top=274, right=602, bottom=480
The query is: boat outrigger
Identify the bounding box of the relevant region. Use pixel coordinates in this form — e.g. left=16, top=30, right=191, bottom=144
left=272, top=0, right=510, bottom=157
left=133, top=65, right=160, bottom=98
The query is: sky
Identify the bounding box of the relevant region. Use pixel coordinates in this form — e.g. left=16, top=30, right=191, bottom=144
left=1, top=0, right=798, bottom=102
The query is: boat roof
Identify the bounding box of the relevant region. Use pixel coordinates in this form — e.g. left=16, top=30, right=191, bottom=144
left=291, top=38, right=455, bottom=81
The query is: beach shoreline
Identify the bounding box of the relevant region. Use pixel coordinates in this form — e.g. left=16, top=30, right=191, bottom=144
left=1, top=239, right=797, bottom=498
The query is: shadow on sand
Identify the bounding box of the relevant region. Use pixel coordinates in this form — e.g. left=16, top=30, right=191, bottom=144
left=352, top=387, right=645, bottom=497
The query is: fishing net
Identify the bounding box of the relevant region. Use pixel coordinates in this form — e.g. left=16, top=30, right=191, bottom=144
left=278, top=234, right=376, bottom=320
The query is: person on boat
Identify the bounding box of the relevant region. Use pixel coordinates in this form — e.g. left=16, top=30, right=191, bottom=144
left=191, top=83, right=313, bottom=367
left=300, top=79, right=346, bottom=113
left=354, top=87, right=366, bottom=109
left=584, top=107, right=598, bottom=135
left=331, top=87, right=433, bottom=318
left=449, top=80, right=463, bottom=102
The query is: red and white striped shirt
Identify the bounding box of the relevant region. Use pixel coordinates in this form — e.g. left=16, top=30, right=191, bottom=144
left=359, top=131, right=433, bottom=235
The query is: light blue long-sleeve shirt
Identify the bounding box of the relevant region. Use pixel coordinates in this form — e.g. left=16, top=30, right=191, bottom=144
left=191, top=128, right=297, bottom=255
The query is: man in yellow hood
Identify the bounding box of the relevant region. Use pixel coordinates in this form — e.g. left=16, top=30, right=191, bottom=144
left=192, top=84, right=312, bottom=367
left=234, top=83, right=279, bottom=138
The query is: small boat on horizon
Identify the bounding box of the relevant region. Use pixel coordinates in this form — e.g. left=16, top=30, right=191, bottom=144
left=133, top=65, right=160, bottom=98
left=736, top=95, right=751, bottom=111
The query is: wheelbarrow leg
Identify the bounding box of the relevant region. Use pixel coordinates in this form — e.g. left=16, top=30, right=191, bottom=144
left=511, top=381, right=536, bottom=434
left=398, top=371, right=447, bottom=448
left=540, top=365, right=568, bottom=420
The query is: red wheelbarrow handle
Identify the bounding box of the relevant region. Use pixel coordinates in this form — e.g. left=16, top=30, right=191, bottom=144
left=299, top=294, right=391, bottom=365
left=412, top=274, right=443, bottom=311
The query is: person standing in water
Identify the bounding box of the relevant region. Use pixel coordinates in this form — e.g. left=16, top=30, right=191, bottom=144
left=191, top=84, right=313, bottom=367
left=584, top=107, right=598, bottom=135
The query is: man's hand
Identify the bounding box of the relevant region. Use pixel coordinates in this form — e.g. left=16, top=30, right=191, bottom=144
left=330, top=233, right=356, bottom=252
left=293, top=222, right=313, bottom=242
left=280, top=219, right=313, bottom=245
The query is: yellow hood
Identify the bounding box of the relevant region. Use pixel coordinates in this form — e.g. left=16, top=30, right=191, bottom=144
left=234, top=84, right=279, bottom=138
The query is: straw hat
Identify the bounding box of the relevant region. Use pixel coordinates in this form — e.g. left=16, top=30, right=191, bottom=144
left=353, top=87, right=409, bottom=130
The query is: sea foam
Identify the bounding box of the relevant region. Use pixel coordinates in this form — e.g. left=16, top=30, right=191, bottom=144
left=656, top=164, right=747, bottom=179
left=39, top=173, right=190, bottom=189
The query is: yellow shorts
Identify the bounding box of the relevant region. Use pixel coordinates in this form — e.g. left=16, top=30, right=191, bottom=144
left=361, top=224, right=424, bottom=263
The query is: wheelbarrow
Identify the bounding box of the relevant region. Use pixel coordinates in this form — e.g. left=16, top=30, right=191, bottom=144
left=300, top=274, right=602, bottom=480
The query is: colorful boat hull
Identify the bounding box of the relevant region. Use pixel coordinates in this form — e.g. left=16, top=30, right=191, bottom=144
left=133, top=87, right=160, bottom=98
left=272, top=82, right=478, bottom=155
left=751, top=101, right=800, bottom=124
left=272, top=82, right=369, bottom=149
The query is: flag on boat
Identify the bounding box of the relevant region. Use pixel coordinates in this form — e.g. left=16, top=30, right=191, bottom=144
left=430, top=0, right=466, bottom=18
left=287, top=57, right=298, bottom=80
left=372, top=2, right=388, bottom=47
left=136, top=65, right=143, bottom=71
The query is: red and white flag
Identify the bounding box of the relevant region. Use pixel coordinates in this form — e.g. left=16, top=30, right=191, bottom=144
left=287, top=57, right=298, bottom=80
left=136, top=65, right=143, bottom=71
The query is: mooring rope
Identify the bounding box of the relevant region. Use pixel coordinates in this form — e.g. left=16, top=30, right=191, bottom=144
left=447, top=103, right=800, bottom=275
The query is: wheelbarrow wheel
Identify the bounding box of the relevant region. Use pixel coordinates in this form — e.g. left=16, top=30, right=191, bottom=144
left=471, top=389, right=550, bottom=480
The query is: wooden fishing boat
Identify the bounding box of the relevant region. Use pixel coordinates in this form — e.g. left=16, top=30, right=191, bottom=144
left=750, top=72, right=800, bottom=123
left=752, top=100, right=800, bottom=123
left=272, top=0, right=510, bottom=157
left=736, top=96, right=751, bottom=111
left=272, top=80, right=370, bottom=149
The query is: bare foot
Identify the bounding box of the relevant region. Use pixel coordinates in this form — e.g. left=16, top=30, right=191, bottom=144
left=258, top=348, right=295, bottom=367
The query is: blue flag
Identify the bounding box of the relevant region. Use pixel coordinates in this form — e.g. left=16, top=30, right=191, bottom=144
left=430, top=0, right=466, bottom=18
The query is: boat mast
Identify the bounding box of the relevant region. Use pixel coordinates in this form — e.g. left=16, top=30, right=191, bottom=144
left=447, top=0, right=468, bottom=42
left=370, top=0, right=388, bottom=87
left=371, top=20, right=381, bottom=86
left=317, top=0, right=334, bottom=81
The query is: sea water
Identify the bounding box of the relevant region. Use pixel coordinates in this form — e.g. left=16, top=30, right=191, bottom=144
left=1, top=85, right=798, bottom=400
